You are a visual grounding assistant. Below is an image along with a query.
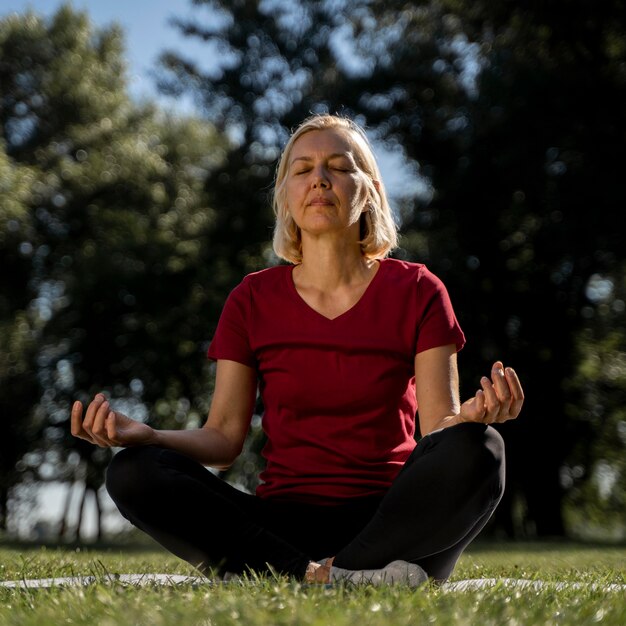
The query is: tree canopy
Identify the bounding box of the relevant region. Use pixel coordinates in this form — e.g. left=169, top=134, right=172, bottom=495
left=158, top=0, right=626, bottom=537
left=0, top=6, right=224, bottom=536
left=1, top=0, right=624, bottom=539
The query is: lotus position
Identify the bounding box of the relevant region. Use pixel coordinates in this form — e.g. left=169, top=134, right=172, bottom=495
left=72, top=114, right=523, bottom=586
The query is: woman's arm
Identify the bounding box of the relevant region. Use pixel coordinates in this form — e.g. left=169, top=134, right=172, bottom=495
left=71, top=359, right=257, bottom=469
left=414, top=345, right=524, bottom=436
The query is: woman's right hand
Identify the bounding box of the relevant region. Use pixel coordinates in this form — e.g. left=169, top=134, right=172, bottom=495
left=71, top=393, right=156, bottom=448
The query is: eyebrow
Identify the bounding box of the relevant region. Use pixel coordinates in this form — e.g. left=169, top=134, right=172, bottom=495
left=290, top=152, right=353, bottom=166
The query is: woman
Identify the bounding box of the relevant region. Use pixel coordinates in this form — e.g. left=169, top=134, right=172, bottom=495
left=71, top=114, right=523, bottom=586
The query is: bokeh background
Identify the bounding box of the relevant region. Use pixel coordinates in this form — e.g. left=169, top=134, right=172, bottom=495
left=1, top=0, right=624, bottom=544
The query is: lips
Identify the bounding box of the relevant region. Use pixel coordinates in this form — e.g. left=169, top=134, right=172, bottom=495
left=309, top=197, right=334, bottom=205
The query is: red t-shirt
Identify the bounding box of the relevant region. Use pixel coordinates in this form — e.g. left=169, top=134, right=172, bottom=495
left=207, top=258, right=465, bottom=504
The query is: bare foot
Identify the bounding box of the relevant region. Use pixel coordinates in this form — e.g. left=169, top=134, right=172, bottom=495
left=305, top=557, right=335, bottom=583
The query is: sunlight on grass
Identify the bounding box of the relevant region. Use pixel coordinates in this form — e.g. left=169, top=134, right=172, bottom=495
left=0, top=542, right=624, bottom=625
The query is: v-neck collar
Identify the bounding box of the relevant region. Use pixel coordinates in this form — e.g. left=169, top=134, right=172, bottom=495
left=286, top=259, right=385, bottom=322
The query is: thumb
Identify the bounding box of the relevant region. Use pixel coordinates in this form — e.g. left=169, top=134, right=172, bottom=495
left=463, top=390, right=486, bottom=421
left=475, top=389, right=486, bottom=416
left=105, top=410, right=119, bottom=441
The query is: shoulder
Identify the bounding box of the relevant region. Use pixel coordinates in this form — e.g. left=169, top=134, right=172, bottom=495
left=226, top=265, right=291, bottom=305
left=380, top=258, right=443, bottom=288
left=239, top=265, right=291, bottom=291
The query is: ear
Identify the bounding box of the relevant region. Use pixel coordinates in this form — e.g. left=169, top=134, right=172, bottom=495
left=361, top=179, right=380, bottom=213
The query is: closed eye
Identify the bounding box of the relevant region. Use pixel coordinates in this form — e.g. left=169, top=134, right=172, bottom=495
left=292, top=165, right=354, bottom=175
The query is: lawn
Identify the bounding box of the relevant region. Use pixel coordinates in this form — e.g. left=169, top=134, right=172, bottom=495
left=0, top=541, right=624, bottom=625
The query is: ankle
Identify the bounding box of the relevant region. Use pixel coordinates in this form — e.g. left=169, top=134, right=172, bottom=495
left=304, top=557, right=335, bottom=583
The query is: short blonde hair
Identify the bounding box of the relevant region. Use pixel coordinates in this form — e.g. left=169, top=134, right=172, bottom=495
left=272, top=114, right=398, bottom=264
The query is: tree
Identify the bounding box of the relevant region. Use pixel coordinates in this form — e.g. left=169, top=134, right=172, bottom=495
left=0, top=145, right=39, bottom=531
left=0, top=5, right=225, bottom=537
left=565, top=266, right=626, bottom=539
left=160, top=0, right=626, bottom=536
left=411, top=0, right=626, bottom=536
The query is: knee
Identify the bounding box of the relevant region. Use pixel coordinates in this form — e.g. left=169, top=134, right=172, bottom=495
left=442, top=423, right=506, bottom=495
left=445, top=422, right=504, bottom=458
left=105, top=446, right=163, bottom=507
left=459, top=422, right=504, bottom=465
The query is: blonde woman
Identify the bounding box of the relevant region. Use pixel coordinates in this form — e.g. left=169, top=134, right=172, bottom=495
left=72, top=114, right=523, bottom=585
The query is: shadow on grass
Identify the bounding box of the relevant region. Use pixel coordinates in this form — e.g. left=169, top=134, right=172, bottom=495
left=2, top=535, right=625, bottom=556
left=0, top=533, right=168, bottom=554
left=467, top=538, right=626, bottom=553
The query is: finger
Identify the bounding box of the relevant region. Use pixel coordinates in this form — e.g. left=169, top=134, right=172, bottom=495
left=105, top=411, right=120, bottom=444
left=83, top=393, right=106, bottom=431
left=461, top=389, right=486, bottom=423
left=90, top=399, right=113, bottom=446
left=474, top=389, right=486, bottom=420
left=92, top=401, right=117, bottom=448
left=480, top=376, right=501, bottom=421
left=107, top=411, right=128, bottom=446
left=505, top=367, right=524, bottom=417
left=491, top=362, right=512, bottom=413
left=71, top=401, right=91, bottom=441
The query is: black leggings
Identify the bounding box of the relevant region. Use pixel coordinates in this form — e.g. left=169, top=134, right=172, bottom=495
left=106, top=422, right=505, bottom=581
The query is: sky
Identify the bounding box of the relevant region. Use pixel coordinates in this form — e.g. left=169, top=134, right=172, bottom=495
left=2, top=0, right=429, bottom=202
left=2, top=0, right=427, bottom=540
left=2, top=0, right=209, bottom=539
left=1, top=0, right=207, bottom=113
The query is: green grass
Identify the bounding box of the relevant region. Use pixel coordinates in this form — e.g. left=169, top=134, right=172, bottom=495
left=0, top=542, right=624, bottom=625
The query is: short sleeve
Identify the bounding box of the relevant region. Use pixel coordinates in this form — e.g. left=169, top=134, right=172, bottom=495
left=415, top=267, right=466, bottom=354
left=207, top=279, right=257, bottom=368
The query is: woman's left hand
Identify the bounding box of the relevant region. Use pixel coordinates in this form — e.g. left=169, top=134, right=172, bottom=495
left=459, top=361, right=524, bottom=424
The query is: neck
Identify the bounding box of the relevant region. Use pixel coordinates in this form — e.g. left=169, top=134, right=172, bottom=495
left=297, top=236, right=375, bottom=290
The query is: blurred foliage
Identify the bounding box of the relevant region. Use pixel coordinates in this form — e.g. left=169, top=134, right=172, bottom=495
left=415, top=0, right=626, bottom=538
left=564, top=265, right=626, bottom=539
left=0, top=144, right=39, bottom=531
left=1, top=0, right=624, bottom=540
left=0, top=6, right=227, bottom=535
left=159, top=0, right=626, bottom=537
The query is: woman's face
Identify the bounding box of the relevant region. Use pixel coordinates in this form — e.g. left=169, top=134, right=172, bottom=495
left=284, top=128, right=367, bottom=240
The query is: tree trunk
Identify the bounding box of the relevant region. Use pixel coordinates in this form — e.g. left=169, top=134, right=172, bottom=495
left=0, top=486, right=8, bottom=532
left=75, top=484, right=87, bottom=542
left=57, top=481, right=75, bottom=540
left=94, top=488, right=102, bottom=542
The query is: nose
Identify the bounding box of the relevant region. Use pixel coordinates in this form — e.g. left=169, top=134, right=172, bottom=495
left=311, top=169, right=330, bottom=188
